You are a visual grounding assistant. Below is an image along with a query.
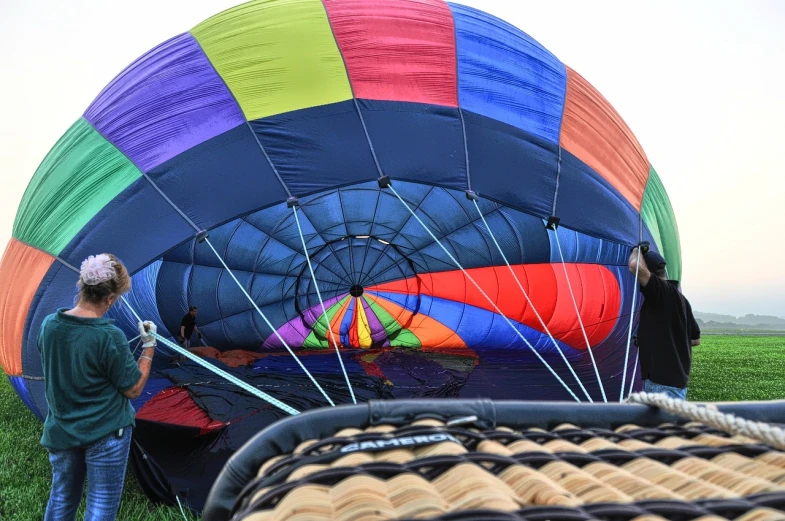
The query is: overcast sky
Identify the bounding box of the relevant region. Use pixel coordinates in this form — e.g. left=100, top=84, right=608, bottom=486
left=1, top=0, right=783, bottom=317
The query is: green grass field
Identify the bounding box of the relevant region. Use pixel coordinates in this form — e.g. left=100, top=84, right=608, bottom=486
left=0, top=377, right=196, bottom=520
left=687, top=335, right=785, bottom=401
left=1, top=335, right=783, bottom=520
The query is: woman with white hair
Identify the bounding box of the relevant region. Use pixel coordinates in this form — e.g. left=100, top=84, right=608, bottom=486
left=38, top=253, right=157, bottom=521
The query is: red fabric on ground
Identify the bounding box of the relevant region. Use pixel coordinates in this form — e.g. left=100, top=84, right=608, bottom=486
left=136, top=386, right=225, bottom=435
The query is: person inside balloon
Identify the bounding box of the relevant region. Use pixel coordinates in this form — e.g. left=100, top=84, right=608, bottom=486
left=37, top=253, right=158, bottom=521
left=179, top=305, right=203, bottom=347
left=628, top=246, right=701, bottom=400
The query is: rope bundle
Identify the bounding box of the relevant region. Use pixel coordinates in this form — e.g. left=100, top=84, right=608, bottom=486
left=628, top=392, right=785, bottom=451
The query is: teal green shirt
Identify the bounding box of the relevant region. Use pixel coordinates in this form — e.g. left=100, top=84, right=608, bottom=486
left=38, top=309, right=141, bottom=450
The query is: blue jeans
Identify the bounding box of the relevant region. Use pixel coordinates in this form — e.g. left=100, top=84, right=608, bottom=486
left=44, top=426, right=133, bottom=521
left=644, top=379, right=687, bottom=400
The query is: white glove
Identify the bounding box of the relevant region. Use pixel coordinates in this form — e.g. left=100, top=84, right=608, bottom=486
left=137, top=321, right=157, bottom=348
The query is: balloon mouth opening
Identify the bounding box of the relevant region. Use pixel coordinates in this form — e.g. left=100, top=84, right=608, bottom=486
left=349, top=284, right=364, bottom=297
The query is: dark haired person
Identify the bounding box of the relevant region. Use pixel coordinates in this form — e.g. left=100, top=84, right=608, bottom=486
left=179, top=305, right=202, bottom=348
left=629, top=246, right=701, bottom=400
left=38, top=253, right=158, bottom=521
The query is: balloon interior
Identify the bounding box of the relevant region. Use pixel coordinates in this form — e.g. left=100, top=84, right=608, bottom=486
left=0, top=0, right=698, bottom=511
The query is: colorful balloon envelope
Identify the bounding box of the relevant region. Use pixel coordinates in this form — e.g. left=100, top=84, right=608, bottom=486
left=0, top=0, right=680, bottom=509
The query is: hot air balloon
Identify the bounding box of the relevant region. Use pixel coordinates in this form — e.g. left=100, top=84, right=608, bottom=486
left=0, top=0, right=681, bottom=509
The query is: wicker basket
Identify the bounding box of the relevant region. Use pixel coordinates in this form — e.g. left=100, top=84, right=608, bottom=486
left=202, top=399, right=785, bottom=521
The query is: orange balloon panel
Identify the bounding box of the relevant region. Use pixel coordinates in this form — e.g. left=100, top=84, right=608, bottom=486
left=0, top=239, right=55, bottom=375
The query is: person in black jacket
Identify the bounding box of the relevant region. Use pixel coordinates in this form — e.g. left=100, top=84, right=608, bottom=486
left=179, top=306, right=202, bottom=348
left=629, top=246, right=701, bottom=400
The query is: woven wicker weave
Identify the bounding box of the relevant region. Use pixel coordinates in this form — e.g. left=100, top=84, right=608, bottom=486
left=228, top=419, right=785, bottom=520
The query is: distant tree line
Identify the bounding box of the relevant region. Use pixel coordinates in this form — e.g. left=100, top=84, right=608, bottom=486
left=696, top=318, right=785, bottom=331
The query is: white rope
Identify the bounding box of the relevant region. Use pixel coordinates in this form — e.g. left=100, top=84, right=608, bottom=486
left=628, top=351, right=639, bottom=397
left=628, top=392, right=785, bottom=450
left=175, top=495, right=189, bottom=521
left=109, top=160, right=308, bottom=415
left=292, top=206, right=356, bottom=404
left=620, top=246, right=642, bottom=402
left=121, top=296, right=144, bottom=323
left=387, top=185, right=580, bottom=402
left=202, top=237, right=335, bottom=407
left=152, top=333, right=300, bottom=416
left=121, top=285, right=302, bottom=416
left=473, top=202, right=594, bottom=402
left=549, top=229, right=606, bottom=402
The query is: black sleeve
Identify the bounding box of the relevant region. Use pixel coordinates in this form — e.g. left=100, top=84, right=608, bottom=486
left=180, top=315, right=187, bottom=328
left=639, top=273, right=667, bottom=304
left=686, top=300, right=701, bottom=340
